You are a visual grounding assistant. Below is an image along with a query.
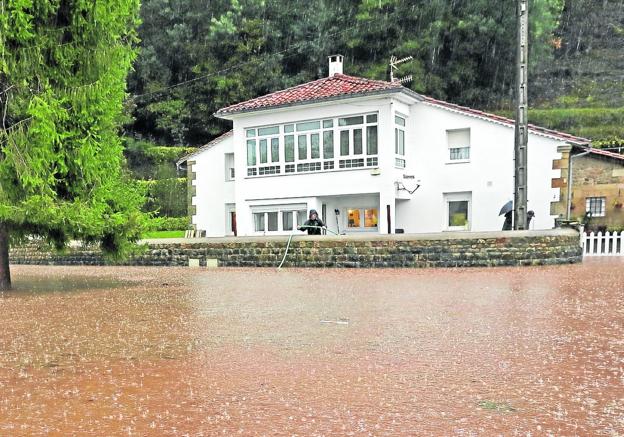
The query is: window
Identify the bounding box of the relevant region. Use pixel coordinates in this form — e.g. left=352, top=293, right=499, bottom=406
left=395, top=115, right=405, bottom=160
left=285, top=135, right=295, bottom=162
left=323, top=131, right=334, bottom=158
left=395, top=129, right=405, bottom=155
left=224, top=153, right=235, bottom=181
left=271, top=138, right=279, bottom=162
left=247, top=139, right=256, bottom=166
left=252, top=206, right=308, bottom=234
left=447, top=129, right=470, bottom=161
left=245, top=113, right=377, bottom=176
left=445, top=192, right=472, bottom=231
left=258, top=126, right=279, bottom=136
left=367, top=126, right=377, bottom=155
left=296, top=210, right=307, bottom=227
left=283, top=212, right=293, bottom=231
left=448, top=201, right=469, bottom=227
left=259, top=139, right=268, bottom=164
left=267, top=212, right=278, bottom=232
left=298, top=135, right=307, bottom=160
left=347, top=208, right=378, bottom=231
left=311, top=133, right=320, bottom=159
left=347, top=209, right=361, bottom=228
left=296, top=121, right=321, bottom=132
left=340, top=131, right=349, bottom=156
left=353, top=129, right=363, bottom=155
left=253, top=213, right=265, bottom=232
left=586, top=197, right=606, bottom=217
left=339, top=116, right=364, bottom=126
left=364, top=209, right=378, bottom=228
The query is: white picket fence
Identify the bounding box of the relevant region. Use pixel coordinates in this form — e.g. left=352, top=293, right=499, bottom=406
left=581, top=231, right=624, bottom=257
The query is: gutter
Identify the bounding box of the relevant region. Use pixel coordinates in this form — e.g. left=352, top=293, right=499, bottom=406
left=566, top=148, right=592, bottom=220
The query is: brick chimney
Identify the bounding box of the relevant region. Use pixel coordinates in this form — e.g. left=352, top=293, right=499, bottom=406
left=328, top=54, right=344, bottom=77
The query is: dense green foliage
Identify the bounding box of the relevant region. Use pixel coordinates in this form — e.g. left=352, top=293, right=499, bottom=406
left=124, top=137, right=191, bottom=178
left=497, top=107, right=624, bottom=140
left=123, top=138, right=189, bottom=217
left=126, top=0, right=567, bottom=146
left=0, top=0, right=145, bottom=254
left=137, top=178, right=187, bottom=217
left=147, top=216, right=189, bottom=231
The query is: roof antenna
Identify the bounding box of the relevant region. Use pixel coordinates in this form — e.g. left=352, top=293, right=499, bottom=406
left=389, top=55, right=413, bottom=84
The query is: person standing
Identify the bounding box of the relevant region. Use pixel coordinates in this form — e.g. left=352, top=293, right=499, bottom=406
left=298, top=209, right=325, bottom=235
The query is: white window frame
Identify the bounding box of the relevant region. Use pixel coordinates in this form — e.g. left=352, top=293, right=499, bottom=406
left=394, top=113, right=406, bottom=168
left=245, top=113, right=378, bottom=177
left=224, top=153, right=235, bottom=181
left=446, top=128, right=471, bottom=164
left=344, top=207, right=379, bottom=232
left=444, top=192, right=472, bottom=231
left=585, top=197, right=606, bottom=217
left=251, top=204, right=308, bottom=235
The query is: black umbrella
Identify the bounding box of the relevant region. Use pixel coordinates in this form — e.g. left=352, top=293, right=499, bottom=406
left=499, top=200, right=513, bottom=216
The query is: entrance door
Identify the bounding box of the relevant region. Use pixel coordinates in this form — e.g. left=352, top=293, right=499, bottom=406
left=230, top=211, right=237, bottom=236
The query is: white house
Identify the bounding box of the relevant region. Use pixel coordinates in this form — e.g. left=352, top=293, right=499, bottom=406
left=178, top=55, right=589, bottom=237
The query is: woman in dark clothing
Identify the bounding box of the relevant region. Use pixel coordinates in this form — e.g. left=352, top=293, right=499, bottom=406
left=502, top=211, right=513, bottom=230
left=298, top=209, right=325, bottom=235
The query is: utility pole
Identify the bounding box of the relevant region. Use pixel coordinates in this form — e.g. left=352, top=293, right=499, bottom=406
left=514, top=0, right=529, bottom=230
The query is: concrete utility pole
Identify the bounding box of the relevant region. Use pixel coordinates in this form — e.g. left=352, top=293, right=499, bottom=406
left=514, top=0, right=529, bottom=230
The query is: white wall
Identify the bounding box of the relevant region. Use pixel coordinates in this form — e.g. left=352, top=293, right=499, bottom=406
left=231, top=97, right=401, bottom=236
left=193, top=95, right=565, bottom=237
left=191, top=135, right=235, bottom=236
left=396, top=103, right=562, bottom=232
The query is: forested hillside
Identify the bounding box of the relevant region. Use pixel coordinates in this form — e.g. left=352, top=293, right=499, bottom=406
left=123, top=0, right=624, bottom=222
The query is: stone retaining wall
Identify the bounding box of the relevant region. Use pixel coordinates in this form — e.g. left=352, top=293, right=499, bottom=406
left=10, top=229, right=583, bottom=268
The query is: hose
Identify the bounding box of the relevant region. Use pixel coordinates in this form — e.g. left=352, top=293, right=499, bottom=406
left=277, top=225, right=339, bottom=270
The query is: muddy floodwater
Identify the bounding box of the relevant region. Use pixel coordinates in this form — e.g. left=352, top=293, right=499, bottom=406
left=1, top=262, right=623, bottom=436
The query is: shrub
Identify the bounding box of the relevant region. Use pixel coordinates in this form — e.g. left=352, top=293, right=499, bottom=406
left=148, top=216, right=190, bottom=231
left=137, top=178, right=187, bottom=217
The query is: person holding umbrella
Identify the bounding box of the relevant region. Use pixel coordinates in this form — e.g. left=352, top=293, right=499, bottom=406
left=500, top=200, right=513, bottom=230
left=499, top=201, right=536, bottom=230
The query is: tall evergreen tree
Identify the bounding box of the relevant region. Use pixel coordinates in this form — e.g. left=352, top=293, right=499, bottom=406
left=0, top=0, right=145, bottom=289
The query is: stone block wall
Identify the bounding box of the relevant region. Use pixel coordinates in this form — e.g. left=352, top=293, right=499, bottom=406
left=551, top=148, right=624, bottom=228
left=10, top=229, right=583, bottom=268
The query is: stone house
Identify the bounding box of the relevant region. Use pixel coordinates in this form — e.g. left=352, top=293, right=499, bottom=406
left=552, top=147, right=624, bottom=229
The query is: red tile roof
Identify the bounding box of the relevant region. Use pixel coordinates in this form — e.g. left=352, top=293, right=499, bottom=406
left=176, top=130, right=233, bottom=166
left=582, top=147, right=624, bottom=161
left=214, top=72, right=590, bottom=146
left=216, top=74, right=403, bottom=115
left=422, top=96, right=591, bottom=145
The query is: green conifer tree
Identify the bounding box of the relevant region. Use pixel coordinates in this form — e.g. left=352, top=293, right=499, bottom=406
left=0, top=0, right=145, bottom=289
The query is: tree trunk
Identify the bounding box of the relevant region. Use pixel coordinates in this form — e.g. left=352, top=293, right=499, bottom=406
left=0, top=223, right=11, bottom=290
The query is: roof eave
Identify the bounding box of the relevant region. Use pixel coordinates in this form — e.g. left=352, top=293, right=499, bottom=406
left=214, top=87, right=423, bottom=119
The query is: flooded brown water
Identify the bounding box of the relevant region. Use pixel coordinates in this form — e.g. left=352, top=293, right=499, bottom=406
left=0, top=261, right=623, bottom=436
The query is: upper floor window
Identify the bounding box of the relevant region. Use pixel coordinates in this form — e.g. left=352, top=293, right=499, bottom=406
left=447, top=128, right=470, bottom=162
left=394, top=115, right=406, bottom=168
left=245, top=113, right=378, bottom=177
left=224, top=153, right=235, bottom=181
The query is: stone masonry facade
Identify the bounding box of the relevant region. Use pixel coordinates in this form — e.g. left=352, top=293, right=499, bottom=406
left=10, top=229, right=582, bottom=268
left=551, top=146, right=624, bottom=228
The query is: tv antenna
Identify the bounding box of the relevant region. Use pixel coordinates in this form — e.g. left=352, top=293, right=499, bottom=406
left=389, top=55, right=413, bottom=83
